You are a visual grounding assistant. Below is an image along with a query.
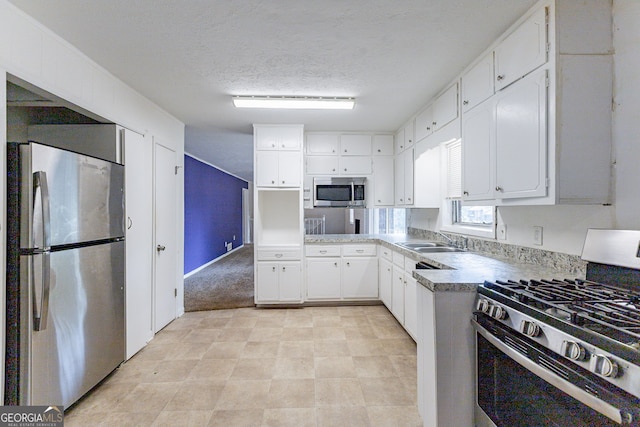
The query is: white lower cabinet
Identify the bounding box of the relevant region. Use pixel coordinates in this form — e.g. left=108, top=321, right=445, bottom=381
left=389, top=252, right=418, bottom=340
left=378, top=258, right=393, bottom=309
left=256, top=261, right=302, bottom=303
left=404, top=276, right=418, bottom=339
left=306, top=258, right=341, bottom=300
left=342, top=257, right=378, bottom=298
left=417, top=285, right=476, bottom=426
left=391, top=265, right=405, bottom=323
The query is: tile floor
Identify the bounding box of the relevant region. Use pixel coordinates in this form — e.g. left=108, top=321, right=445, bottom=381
left=65, top=305, right=422, bottom=427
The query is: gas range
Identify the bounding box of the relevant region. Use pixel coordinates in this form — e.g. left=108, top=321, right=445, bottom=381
left=473, top=230, right=640, bottom=426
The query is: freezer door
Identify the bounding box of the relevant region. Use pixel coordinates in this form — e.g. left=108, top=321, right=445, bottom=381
left=21, top=142, right=125, bottom=248
left=23, top=241, right=125, bottom=407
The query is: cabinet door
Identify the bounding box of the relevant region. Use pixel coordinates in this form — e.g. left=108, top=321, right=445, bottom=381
left=394, top=155, right=405, bottom=205
left=433, top=83, right=458, bottom=131
left=279, top=262, right=302, bottom=301
left=279, top=127, right=303, bottom=150
left=462, top=53, right=494, bottom=112
left=372, top=135, right=394, bottom=156
left=339, top=156, right=372, bottom=175
left=418, top=286, right=437, bottom=426
left=306, top=155, right=339, bottom=175
left=495, top=69, right=547, bottom=199
left=278, top=151, right=302, bottom=187
left=342, top=257, right=378, bottom=299
left=391, top=266, right=405, bottom=323
left=462, top=98, right=495, bottom=201
left=256, top=262, right=280, bottom=302
left=379, top=258, right=393, bottom=309
left=414, top=141, right=441, bottom=208
left=255, top=127, right=280, bottom=150
left=404, top=276, right=418, bottom=340
left=256, top=151, right=279, bottom=187
left=306, top=258, right=341, bottom=300
left=403, top=148, right=414, bottom=205
left=415, top=105, right=434, bottom=143
left=395, top=128, right=405, bottom=154
left=404, top=121, right=415, bottom=149
left=306, top=134, right=338, bottom=155
left=373, top=156, right=394, bottom=206
left=495, top=6, right=547, bottom=91
left=340, top=134, right=372, bottom=156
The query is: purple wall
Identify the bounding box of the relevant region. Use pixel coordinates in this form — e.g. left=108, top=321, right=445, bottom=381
left=184, top=155, right=248, bottom=274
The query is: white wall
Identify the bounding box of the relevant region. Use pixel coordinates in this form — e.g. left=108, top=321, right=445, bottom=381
left=410, top=1, right=640, bottom=256
left=0, top=0, right=186, bottom=398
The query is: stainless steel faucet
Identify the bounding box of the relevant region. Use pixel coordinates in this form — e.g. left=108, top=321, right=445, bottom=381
left=436, top=232, right=468, bottom=251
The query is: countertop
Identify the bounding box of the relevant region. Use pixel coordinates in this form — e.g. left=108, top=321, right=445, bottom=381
left=305, top=234, right=580, bottom=292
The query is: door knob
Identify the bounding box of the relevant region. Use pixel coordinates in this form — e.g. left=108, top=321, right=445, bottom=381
left=157, top=244, right=166, bottom=252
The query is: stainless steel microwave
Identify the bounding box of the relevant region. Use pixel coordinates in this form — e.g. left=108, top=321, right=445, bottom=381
left=313, top=177, right=366, bottom=208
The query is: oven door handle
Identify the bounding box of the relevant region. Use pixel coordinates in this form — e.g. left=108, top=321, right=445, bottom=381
left=472, top=319, right=634, bottom=426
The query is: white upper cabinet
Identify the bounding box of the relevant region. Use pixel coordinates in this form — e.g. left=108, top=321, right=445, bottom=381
left=415, top=105, right=434, bottom=143
left=373, top=156, right=394, bottom=206
left=404, top=121, right=415, bottom=150
left=339, top=156, right=372, bottom=175
left=396, top=148, right=415, bottom=206
left=340, top=134, right=372, bottom=156
left=462, top=98, right=494, bottom=201
left=494, top=6, right=547, bottom=91
left=372, top=135, right=394, bottom=156
left=461, top=53, right=494, bottom=113
left=432, top=83, right=459, bottom=132
left=394, top=127, right=405, bottom=154
left=255, top=125, right=302, bottom=150
left=306, top=155, right=338, bottom=175
left=306, top=134, right=338, bottom=155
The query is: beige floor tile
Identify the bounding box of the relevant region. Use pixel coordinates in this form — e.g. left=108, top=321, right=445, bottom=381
left=248, top=327, right=284, bottom=342
left=106, top=359, right=161, bottom=384
left=255, top=316, right=286, bottom=328
left=240, top=341, right=280, bottom=358
left=273, top=357, right=315, bottom=379
left=307, top=306, right=340, bottom=317
left=315, top=378, right=365, bottom=407
left=359, top=377, right=415, bottom=406
left=182, top=329, right=222, bottom=344
left=314, top=356, right=357, bottom=378
left=366, top=405, right=423, bottom=427
left=278, top=341, right=315, bottom=358
left=149, top=329, right=191, bottom=345
left=199, top=317, right=231, bottom=328
left=316, top=406, right=371, bottom=427
left=344, top=325, right=377, bottom=339
left=188, top=358, right=237, bottom=381
left=164, top=380, right=225, bottom=410
left=151, top=410, right=213, bottom=427
left=67, top=381, right=137, bottom=415
left=353, top=356, right=398, bottom=378
left=163, top=316, right=203, bottom=331
left=263, top=408, right=316, bottom=427
left=361, top=305, right=391, bottom=316
left=207, top=409, right=264, bottom=427
left=336, top=305, right=368, bottom=315
left=313, top=315, right=344, bottom=327
left=98, top=411, right=160, bottom=427
left=347, top=339, right=386, bottom=357
left=230, top=358, right=277, bottom=380
left=113, top=382, right=179, bottom=413
left=389, top=355, right=418, bottom=377
left=313, top=327, right=346, bottom=341
left=215, top=328, right=252, bottom=342
left=314, top=340, right=351, bottom=357
left=257, top=308, right=290, bottom=317
left=150, top=359, right=198, bottom=382
left=371, top=323, right=411, bottom=339
left=281, top=327, right=314, bottom=340
left=224, top=316, right=258, bottom=328
left=266, top=379, right=315, bottom=408
left=340, top=315, right=371, bottom=327
left=63, top=411, right=109, bottom=427
left=215, top=380, right=271, bottom=410
left=202, top=341, right=246, bottom=359
left=232, top=307, right=260, bottom=317
left=378, top=338, right=417, bottom=356
left=283, top=316, right=314, bottom=328
left=204, top=309, right=235, bottom=319
left=136, top=342, right=212, bottom=361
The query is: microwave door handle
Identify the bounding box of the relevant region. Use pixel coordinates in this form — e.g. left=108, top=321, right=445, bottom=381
left=351, top=181, right=355, bottom=205
left=32, top=171, right=51, bottom=331
left=471, top=319, right=633, bottom=425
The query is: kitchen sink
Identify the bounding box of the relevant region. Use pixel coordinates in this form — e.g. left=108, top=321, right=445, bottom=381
left=396, top=242, right=464, bottom=253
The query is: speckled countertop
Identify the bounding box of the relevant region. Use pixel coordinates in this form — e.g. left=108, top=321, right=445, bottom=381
left=305, top=234, right=581, bottom=293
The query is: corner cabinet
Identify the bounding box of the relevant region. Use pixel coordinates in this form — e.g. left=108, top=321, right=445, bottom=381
left=254, top=125, right=305, bottom=305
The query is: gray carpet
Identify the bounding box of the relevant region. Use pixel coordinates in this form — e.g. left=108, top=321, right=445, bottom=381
left=184, top=245, right=254, bottom=311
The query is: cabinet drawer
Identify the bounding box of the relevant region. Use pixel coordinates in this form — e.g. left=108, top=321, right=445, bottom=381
left=305, top=245, right=341, bottom=257
left=378, top=245, right=393, bottom=262
left=392, top=251, right=405, bottom=267
left=342, top=244, right=377, bottom=257
left=257, top=249, right=301, bottom=261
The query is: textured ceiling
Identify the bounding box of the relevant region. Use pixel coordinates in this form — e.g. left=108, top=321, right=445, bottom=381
left=8, top=0, right=537, bottom=181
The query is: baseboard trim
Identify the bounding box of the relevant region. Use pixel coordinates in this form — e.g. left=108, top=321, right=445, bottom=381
left=184, top=244, right=245, bottom=278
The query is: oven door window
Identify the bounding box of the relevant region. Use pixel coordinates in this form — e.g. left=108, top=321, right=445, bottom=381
left=316, top=185, right=351, bottom=202
left=477, top=334, right=620, bottom=427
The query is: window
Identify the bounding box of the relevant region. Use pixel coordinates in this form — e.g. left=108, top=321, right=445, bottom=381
left=452, top=200, right=494, bottom=226
left=372, top=208, right=406, bottom=234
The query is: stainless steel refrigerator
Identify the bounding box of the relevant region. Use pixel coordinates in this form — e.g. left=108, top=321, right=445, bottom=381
left=5, top=141, right=125, bottom=408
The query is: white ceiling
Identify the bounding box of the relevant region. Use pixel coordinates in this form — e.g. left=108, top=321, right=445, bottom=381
left=9, top=0, right=537, bottom=181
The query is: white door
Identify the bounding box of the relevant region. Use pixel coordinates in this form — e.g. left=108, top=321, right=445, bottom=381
left=278, top=151, right=301, bottom=187
left=342, top=257, right=378, bottom=299
left=306, top=259, right=341, bottom=300
left=462, top=97, right=495, bottom=201
left=256, top=262, right=280, bottom=302
left=123, top=129, right=153, bottom=359
left=391, top=266, right=405, bottom=323
left=154, top=143, right=177, bottom=332
left=256, top=151, right=279, bottom=187
left=373, top=156, right=394, bottom=206
left=403, top=148, right=414, bottom=205
left=278, top=262, right=302, bottom=302
left=394, top=155, right=405, bottom=205
left=404, top=276, right=418, bottom=339
left=378, top=258, right=393, bottom=309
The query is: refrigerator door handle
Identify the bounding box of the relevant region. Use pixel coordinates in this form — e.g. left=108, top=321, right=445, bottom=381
left=32, top=171, right=51, bottom=331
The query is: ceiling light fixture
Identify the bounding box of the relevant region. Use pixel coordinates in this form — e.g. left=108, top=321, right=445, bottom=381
left=232, top=96, right=355, bottom=110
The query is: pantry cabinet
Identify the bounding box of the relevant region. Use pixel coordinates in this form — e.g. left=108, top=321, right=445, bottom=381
left=394, top=148, right=414, bottom=206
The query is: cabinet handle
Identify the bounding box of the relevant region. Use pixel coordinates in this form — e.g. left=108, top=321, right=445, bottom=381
left=400, top=145, right=403, bottom=150
left=495, top=186, right=503, bottom=192
left=272, top=266, right=276, bottom=272
left=432, top=121, right=437, bottom=126
left=408, top=197, right=412, bottom=202
left=319, top=250, right=327, bottom=254
left=127, top=216, right=133, bottom=230
left=272, top=180, right=275, bottom=184
left=400, top=198, right=403, bottom=202
left=275, top=253, right=283, bottom=258
left=346, top=262, right=350, bottom=266
left=377, top=149, right=381, bottom=153
left=282, top=266, right=286, bottom=272
left=281, top=144, right=285, bottom=148
left=332, top=168, right=336, bottom=172
left=334, top=262, right=338, bottom=267
left=463, top=100, right=469, bottom=105
left=282, top=180, right=285, bottom=184
left=356, top=249, right=364, bottom=253
left=378, top=199, right=381, bottom=203
left=497, top=74, right=505, bottom=81
left=344, top=168, right=347, bottom=172
left=332, top=149, right=335, bottom=153
left=344, top=149, right=347, bottom=153
left=463, top=191, right=469, bottom=196
left=408, top=139, right=412, bottom=143
left=272, top=143, right=276, bottom=147
left=426, top=126, right=431, bottom=131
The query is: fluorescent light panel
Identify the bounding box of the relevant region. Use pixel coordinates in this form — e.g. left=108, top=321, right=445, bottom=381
left=232, top=96, right=355, bottom=110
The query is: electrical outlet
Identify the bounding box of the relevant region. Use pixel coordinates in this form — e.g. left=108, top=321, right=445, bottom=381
left=233, top=235, right=236, bottom=241
left=533, top=226, right=543, bottom=245
left=497, top=224, right=507, bottom=240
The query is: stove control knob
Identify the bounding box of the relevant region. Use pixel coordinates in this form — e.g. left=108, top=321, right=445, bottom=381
left=489, top=305, right=508, bottom=320
left=520, top=320, right=541, bottom=337
left=476, top=299, right=491, bottom=314
left=590, top=354, right=619, bottom=378
left=561, top=340, right=587, bottom=361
